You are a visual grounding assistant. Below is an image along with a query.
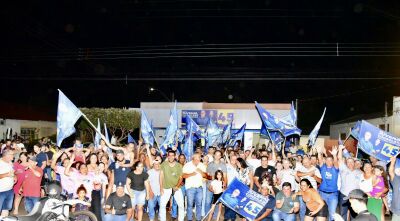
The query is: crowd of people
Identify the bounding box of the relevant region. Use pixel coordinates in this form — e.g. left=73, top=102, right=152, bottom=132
left=0, top=137, right=399, bottom=221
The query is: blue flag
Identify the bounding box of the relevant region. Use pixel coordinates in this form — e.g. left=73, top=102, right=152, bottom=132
left=220, top=178, right=269, bottom=221
left=183, top=115, right=201, bottom=160
left=307, top=108, right=326, bottom=147
left=141, top=111, right=155, bottom=146
left=281, top=101, right=297, bottom=126
left=160, top=102, right=179, bottom=154
left=128, top=133, right=136, bottom=144
left=205, top=119, right=221, bottom=152
left=94, top=118, right=101, bottom=149
left=57, top=90, right=83, bottom=147
left=351, top=121, right=362, bottom=139
left=103, top=122, right=115, bottom=162
left=221, top=122, right=232, bottom=146
left=356, top=120, right=400, bottom=163
left=255, top=102, right=301, bottom=137
left=228, top=123, right=246, bottom=147
left=104, top=123, right=110, bottom=143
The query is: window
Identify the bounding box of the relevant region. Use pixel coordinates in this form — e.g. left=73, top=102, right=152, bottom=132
left=20, top=128, right=37, bottom=141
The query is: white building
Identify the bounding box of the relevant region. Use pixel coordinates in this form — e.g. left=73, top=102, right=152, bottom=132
left=136, top=102, right=292, bottom=146
left=329, top=113, right=392, bottom=140
left=0, top=103, right=56, bottom=141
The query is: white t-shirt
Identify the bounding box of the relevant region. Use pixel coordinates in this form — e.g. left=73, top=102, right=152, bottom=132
left=296, top=165, right=321, bottom=189
left=247, top=159, right=261, bottom=173
left=183, top=161, right=206, bottom=189
left=279, top=169, right=298, bottom=191
left=210, top=180, right=223, bottom=194
left=0, top=159, right=14, bottom=192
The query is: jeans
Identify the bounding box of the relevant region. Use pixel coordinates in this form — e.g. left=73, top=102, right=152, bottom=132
left=160, top=188, right=185, bottom=221
left=0, top=189, right=13, bottom=211
left=104, top=214, right=126, bottom=221
left=172, top=187, right=185, bottom=219
left=24, top=197, right=40, bottom=213
left=299, top=196, right=306, bottom=221
left=148, top=195, right=161, bottom=220
left=224, top=207, right=237, bottom=220
left=186, top=187, right=203, bottom=221
left=272, top=209, right=296, bottom=221
left=201, top=182, right=207, bottom=216
left=339, top=192, right=357, bottom=221
left=319, top=191, right=338, bottom=221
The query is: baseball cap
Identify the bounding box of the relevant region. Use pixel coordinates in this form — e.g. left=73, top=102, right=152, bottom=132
left=116, top=149, right=124, bottom=155
left=117, top=182, right=124, bottom=188
left=344, top=189, right=368, bottom=201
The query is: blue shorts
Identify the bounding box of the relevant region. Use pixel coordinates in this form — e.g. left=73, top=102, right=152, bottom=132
left=0, top=189, right=14, bottom=211
left=131, top=190, right=146, bottom=207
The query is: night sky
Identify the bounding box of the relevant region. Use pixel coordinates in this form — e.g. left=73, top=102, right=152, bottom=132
left=1, top=0, right=400, bottom=135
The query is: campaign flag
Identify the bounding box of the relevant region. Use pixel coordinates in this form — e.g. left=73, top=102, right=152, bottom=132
left=205, top=119, right=221, bottom=152
left=220, top=178, right=269, bottom=221
left=281, top=101, right=297, bottom=126
left=351, top=121, right=362, bottom=139
left=228, top=123, right=246, bottom=147
left=183, top=115, right=201, bottom=160
left=160, top=102, right=180, bottom=154
left=221, top=122, right=232, bottom=146
left=307, top=108, right=326, bottom=147
left=104, top=123, right=110, bottom=143
left=94, top=118, right=101, bottom=148
left=255, top=102, right=301, bottom=137
left=57, top=90, right=83, bottom=147
left=127, top=133, right=136, bottom=145
left=141, top=111, right=155, bottom=146
left=356, top=120, right=400, bottom=163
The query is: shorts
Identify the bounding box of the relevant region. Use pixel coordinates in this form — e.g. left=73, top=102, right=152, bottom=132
left=305, top=204, right=328, bottom=218
left=131, top=189, right=146, bottom=207
left=213, top=193, right=222, bottom=204
left=0, top=189, right=14, bottom=211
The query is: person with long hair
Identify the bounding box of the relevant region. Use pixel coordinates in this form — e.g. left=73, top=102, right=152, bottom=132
left=207, top=170, right=225, bottom=221
left=297, top=178, right=328, bottom=221
left=87, top=153, right=99, bottom=173
left=12, top=152, right=29, bottom=215
left=126, top=161, right=150, bottom=221
left=236, top=157, right=254, bottom=189
left=368, top=165, right=387, bottom=221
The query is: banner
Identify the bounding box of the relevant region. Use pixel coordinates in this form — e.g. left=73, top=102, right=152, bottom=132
left=182, top=110, right=217, bottom=126
left=354, top=120, right=400, bottom=163
left=220, top=178, right=268, bottom=221
left=182, top=110, right=234, bottom=127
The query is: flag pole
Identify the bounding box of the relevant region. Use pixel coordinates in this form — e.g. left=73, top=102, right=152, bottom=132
left=81, top=114, right=113, bottom=147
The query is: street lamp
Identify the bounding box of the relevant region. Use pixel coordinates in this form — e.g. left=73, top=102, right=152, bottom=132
left=149, top=87, right=174, bottom=102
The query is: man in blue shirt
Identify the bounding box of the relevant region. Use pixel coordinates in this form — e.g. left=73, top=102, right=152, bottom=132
left=255, top=185, right=275, bottom=221
left=318, top=146, right=340, bottom=221
left=108, top=150, right=131, bottom=198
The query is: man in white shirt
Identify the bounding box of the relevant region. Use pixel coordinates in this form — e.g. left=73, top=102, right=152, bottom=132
left=182, top=153, right=207, bottom=221
left=0, top=149, right=15, bottom=218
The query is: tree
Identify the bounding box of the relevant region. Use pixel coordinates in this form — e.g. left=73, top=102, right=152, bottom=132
left=78, top=108, right=140, bottom=145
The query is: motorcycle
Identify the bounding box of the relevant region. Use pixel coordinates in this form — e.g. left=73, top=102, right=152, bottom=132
left=2, top=182, right=97, bottom=221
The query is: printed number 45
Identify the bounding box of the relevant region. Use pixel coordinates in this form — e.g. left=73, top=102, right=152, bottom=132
left=381, top=143, right=399, bottom=157
left=244, top=201, right=262, bottom=216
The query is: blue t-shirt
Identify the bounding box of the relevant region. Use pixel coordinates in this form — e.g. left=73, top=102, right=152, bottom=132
left=36, top=152, right=48, bottom=168
left=110, top=160, right=131, bottom=185
left=256, top=195, right=275, bottom=221
left=319, top=164, right=339, bottom=193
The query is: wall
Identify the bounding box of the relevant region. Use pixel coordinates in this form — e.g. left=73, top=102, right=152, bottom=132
left=329, top=116, right=393, bottom=139
left=0, top=119, right=56, bottom=140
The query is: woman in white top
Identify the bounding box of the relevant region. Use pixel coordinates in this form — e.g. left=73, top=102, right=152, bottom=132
left=236, top=158, right=254, bottom=189
left=359, top=162, right=374, bottom=194
left=207, top=170, right=225, bottom=221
